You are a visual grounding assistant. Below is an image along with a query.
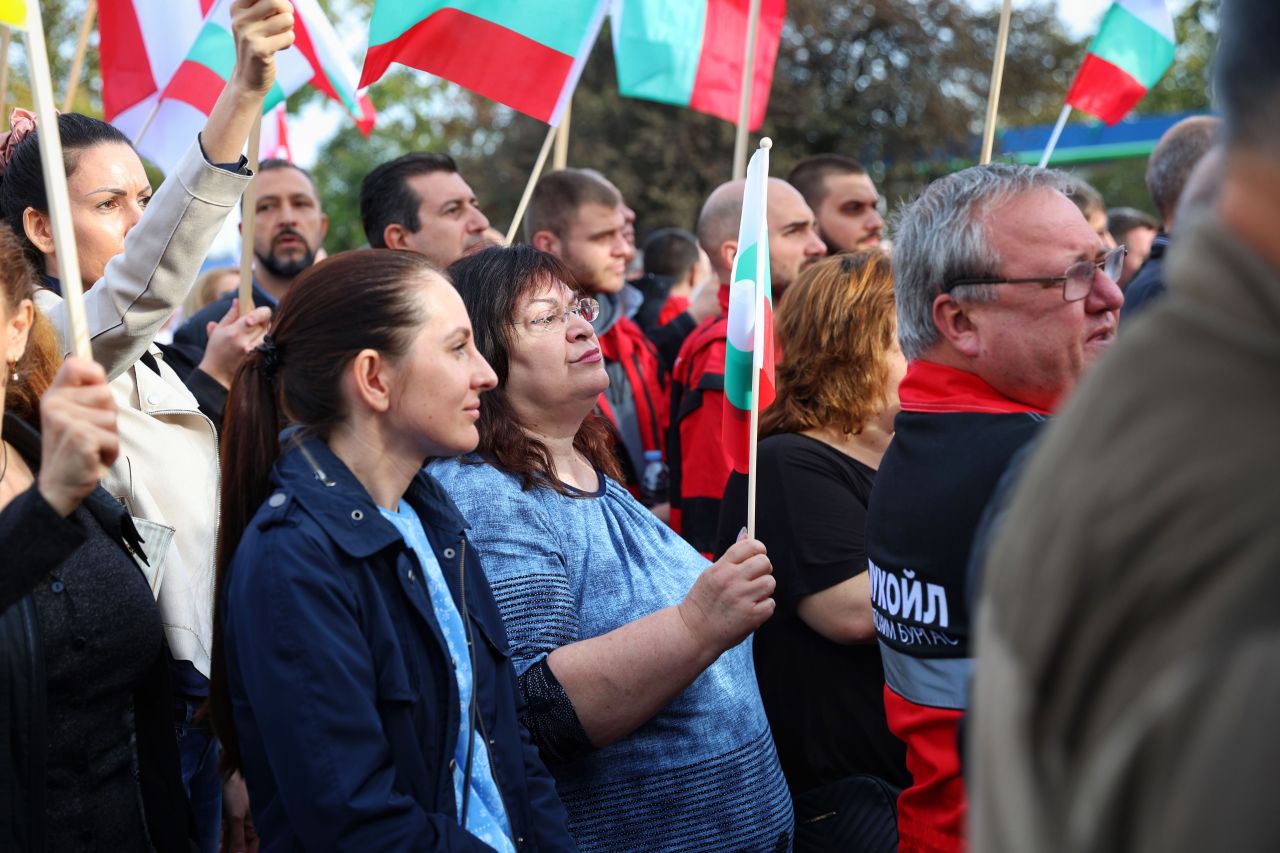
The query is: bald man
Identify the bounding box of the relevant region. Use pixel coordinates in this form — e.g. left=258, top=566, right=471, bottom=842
left=667, top=178, right=826, bottom=555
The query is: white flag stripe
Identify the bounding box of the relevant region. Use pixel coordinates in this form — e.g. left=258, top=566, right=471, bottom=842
left=1116, top=0, right=1175, bottom=43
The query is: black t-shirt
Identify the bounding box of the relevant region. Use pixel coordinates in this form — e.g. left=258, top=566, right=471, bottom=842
left=716, top=432, right=910, bottom=795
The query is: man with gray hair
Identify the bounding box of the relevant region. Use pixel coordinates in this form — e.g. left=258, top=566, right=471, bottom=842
left=970, top=0, right=1280, bottom=849
left=864, top=163, right=1124, bottom=853
left=1123, top=114, right=1219, bottom=318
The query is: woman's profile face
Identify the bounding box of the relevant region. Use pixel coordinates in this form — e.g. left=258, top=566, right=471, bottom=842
left=387, top=274, right=498, bottom=458
left=503, top=278, right=609, bottom=424
left=58, top=142, right=151, bottom=289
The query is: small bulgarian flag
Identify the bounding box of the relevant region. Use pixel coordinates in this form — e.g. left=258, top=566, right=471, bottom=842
left=1065, top=0, right=1175, bottom=125
left=0, top=0, right=25, bottom=29
left=611, top=0, right=786, bottom=130
left=723, top=140, right=776, bottom=475
left=361, top=0, right=609, bottom=126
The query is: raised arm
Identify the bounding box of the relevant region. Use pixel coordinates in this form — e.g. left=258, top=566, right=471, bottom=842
left=41, top=0, right=294, bottom=380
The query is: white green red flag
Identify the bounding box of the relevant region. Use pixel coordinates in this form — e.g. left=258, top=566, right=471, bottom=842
left=360, top=0, right=609, bottom=126
left=723, top=143, right=776, bottom=474
left=100, top=0, right=375, bottom=173
left=1065, top=0, right=1175, bottom=125
left=611, top=0, right=786, bottom=130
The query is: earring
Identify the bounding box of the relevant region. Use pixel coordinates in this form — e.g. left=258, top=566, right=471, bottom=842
left=7, top=360, right=18, bottom=383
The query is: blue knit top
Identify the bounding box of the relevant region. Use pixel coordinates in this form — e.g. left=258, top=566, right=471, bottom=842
left=429, top=456, right=794, bottom=852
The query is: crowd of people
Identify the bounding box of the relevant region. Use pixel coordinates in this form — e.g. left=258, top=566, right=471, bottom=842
left=1, top=0, right=1277, bottom=850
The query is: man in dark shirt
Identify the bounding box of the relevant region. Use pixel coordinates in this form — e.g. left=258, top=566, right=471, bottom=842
left=1122, top=114, right=1219, bottom=319
left=866, top=163, right=1124, bottom=852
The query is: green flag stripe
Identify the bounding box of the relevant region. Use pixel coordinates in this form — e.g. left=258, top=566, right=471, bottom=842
left=614, top=0, right=707, bottom=107
left=185, top=23, right=236, bottom=82
left=369, top=0, right=598, bottom=56
left=1088, top=3, right=1176, bottom=89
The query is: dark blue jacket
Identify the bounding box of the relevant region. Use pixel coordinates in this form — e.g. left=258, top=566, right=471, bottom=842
left=221, top=435, right=577, bottom=852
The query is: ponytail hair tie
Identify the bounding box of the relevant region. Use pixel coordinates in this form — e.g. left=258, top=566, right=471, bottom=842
left=0, top=108, right=42, bottom=178
left=254, top=334, right=282, bottom=380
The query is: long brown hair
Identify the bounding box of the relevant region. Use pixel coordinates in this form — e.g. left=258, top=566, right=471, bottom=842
left=210, top=249, right=437, bottom=776
left=761, top=250, right=898, bottom=438
left=446, top=245, right=622, bottom=492
left=0, top=224, right=60, bottom=426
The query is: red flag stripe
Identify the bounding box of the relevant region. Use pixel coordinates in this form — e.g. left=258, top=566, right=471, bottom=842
left=1065, top=53, right=1147, bottom=126
left=162, top=61, right=227, bottom=117
left=359, top=9, right=573, bottom=123
left=98, top=2, right=158, bottom=120
left=689, top=0, right=786, bottom=131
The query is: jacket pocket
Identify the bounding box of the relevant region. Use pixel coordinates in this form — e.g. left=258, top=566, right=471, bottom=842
left=128, top=516, right=175, bottom=598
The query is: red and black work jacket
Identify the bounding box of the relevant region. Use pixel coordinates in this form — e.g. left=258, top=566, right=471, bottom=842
left=596, top=315, right=669, bottom=488
left=865, top=360, right=1050, bottom=853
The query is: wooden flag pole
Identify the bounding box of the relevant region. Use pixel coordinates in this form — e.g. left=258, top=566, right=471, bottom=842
left=731, top=0, right=763, bottom=181
left=553, top=101, right=571, bottom=170
left=1038, top=104, right=1072, bottom=168
left=506, top=123, right=558, bottom=245
left=238, top=112, right=264, bottom=310
left=62, top=0, right=97, bottom=112
left=979, top=0, right=1014, bottom=165
left=745, top=136, right=772, bottom=539
left=0, top=26, right=12, bottom=123
left=24, top=2, right=91, bottom=358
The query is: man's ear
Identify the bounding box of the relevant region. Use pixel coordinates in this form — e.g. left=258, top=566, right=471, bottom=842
left=348, top=348, right=394, bottom=414
left=22, top=207, right=55, bottom=256
left=719, top=240, right=738, bottom=275
left=932, top=292, right=982, bottom=358
left=530, top=230, right=561, bottom=255
left=382, top=223, right=411, bottom=251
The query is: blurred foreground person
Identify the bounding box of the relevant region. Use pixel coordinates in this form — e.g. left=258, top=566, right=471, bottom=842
left=717, top=251, right=910, bottom=852
left=0, top=225, right=192, bottom=851
left=867, top=163, right=1123, bottom=853
left=431, top=245, right=793, bottom=852
left=211, top=250, right=576, bottom=851
left=0, top=4, right=293, bottom=848
left=971, top=1, right=1280, bottom=850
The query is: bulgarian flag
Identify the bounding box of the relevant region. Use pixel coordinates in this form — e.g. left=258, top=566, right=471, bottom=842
left=1065, top=0, right=1175, bottom=125
left=611, top=0, right=786, bottom=130
left=101, top=0, right=375, bottom=173
left=360, top=0, right=609, bottom=125
left=723, top=140, right=776, bottom=474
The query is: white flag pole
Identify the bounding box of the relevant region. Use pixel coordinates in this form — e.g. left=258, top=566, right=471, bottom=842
left=505, top=123, right=559, bottom=245
left=25, top=1, right=91, bottom=358
left=238, top=111, right=263, bottom=310
left=731, top=0, right=763, bottom=181
left=1039, top=104, right=1072, bottom=168
left=979, top=0, right=1014, bottom=165
left=745, top=137, right=772, bottom=540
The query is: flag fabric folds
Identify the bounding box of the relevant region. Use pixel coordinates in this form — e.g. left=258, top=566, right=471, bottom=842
left=1065, top=0, right=1175, bottom=125
left=722, top=144, right=776, bottom=474
left=0, top=0, right=27, bottom=29
left=611, top=0, right=786, bottom=130
left=100, top=0, right=374, bottom=173
left=360, top=0, right=609, bottom=126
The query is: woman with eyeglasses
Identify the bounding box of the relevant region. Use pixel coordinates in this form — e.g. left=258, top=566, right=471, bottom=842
left=209, top=249, right=577, bottom=851
left=429, top=245, right=794, bottom=852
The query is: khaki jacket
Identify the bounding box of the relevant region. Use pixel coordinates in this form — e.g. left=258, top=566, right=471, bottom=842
left=36, top=140, right=251, bottom=678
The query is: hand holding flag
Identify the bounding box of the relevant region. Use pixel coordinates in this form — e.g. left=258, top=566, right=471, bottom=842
left=227, top=0, right=298, bottom=97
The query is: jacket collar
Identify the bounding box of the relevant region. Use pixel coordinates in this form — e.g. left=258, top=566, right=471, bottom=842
left=271, top=432, right=468, bottom=559
left=899, top=360, right=1053, bottom=416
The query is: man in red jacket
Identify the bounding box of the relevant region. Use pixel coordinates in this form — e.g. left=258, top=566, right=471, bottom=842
left=865, top=163, right=1125, bottom=852
left=667, top=177, right=825, bottom=555
left=526, top=169, right=669, bottom=504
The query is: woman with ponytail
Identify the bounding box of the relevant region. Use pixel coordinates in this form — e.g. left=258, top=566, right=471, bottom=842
left=210, top=249, right=576, bottom=851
